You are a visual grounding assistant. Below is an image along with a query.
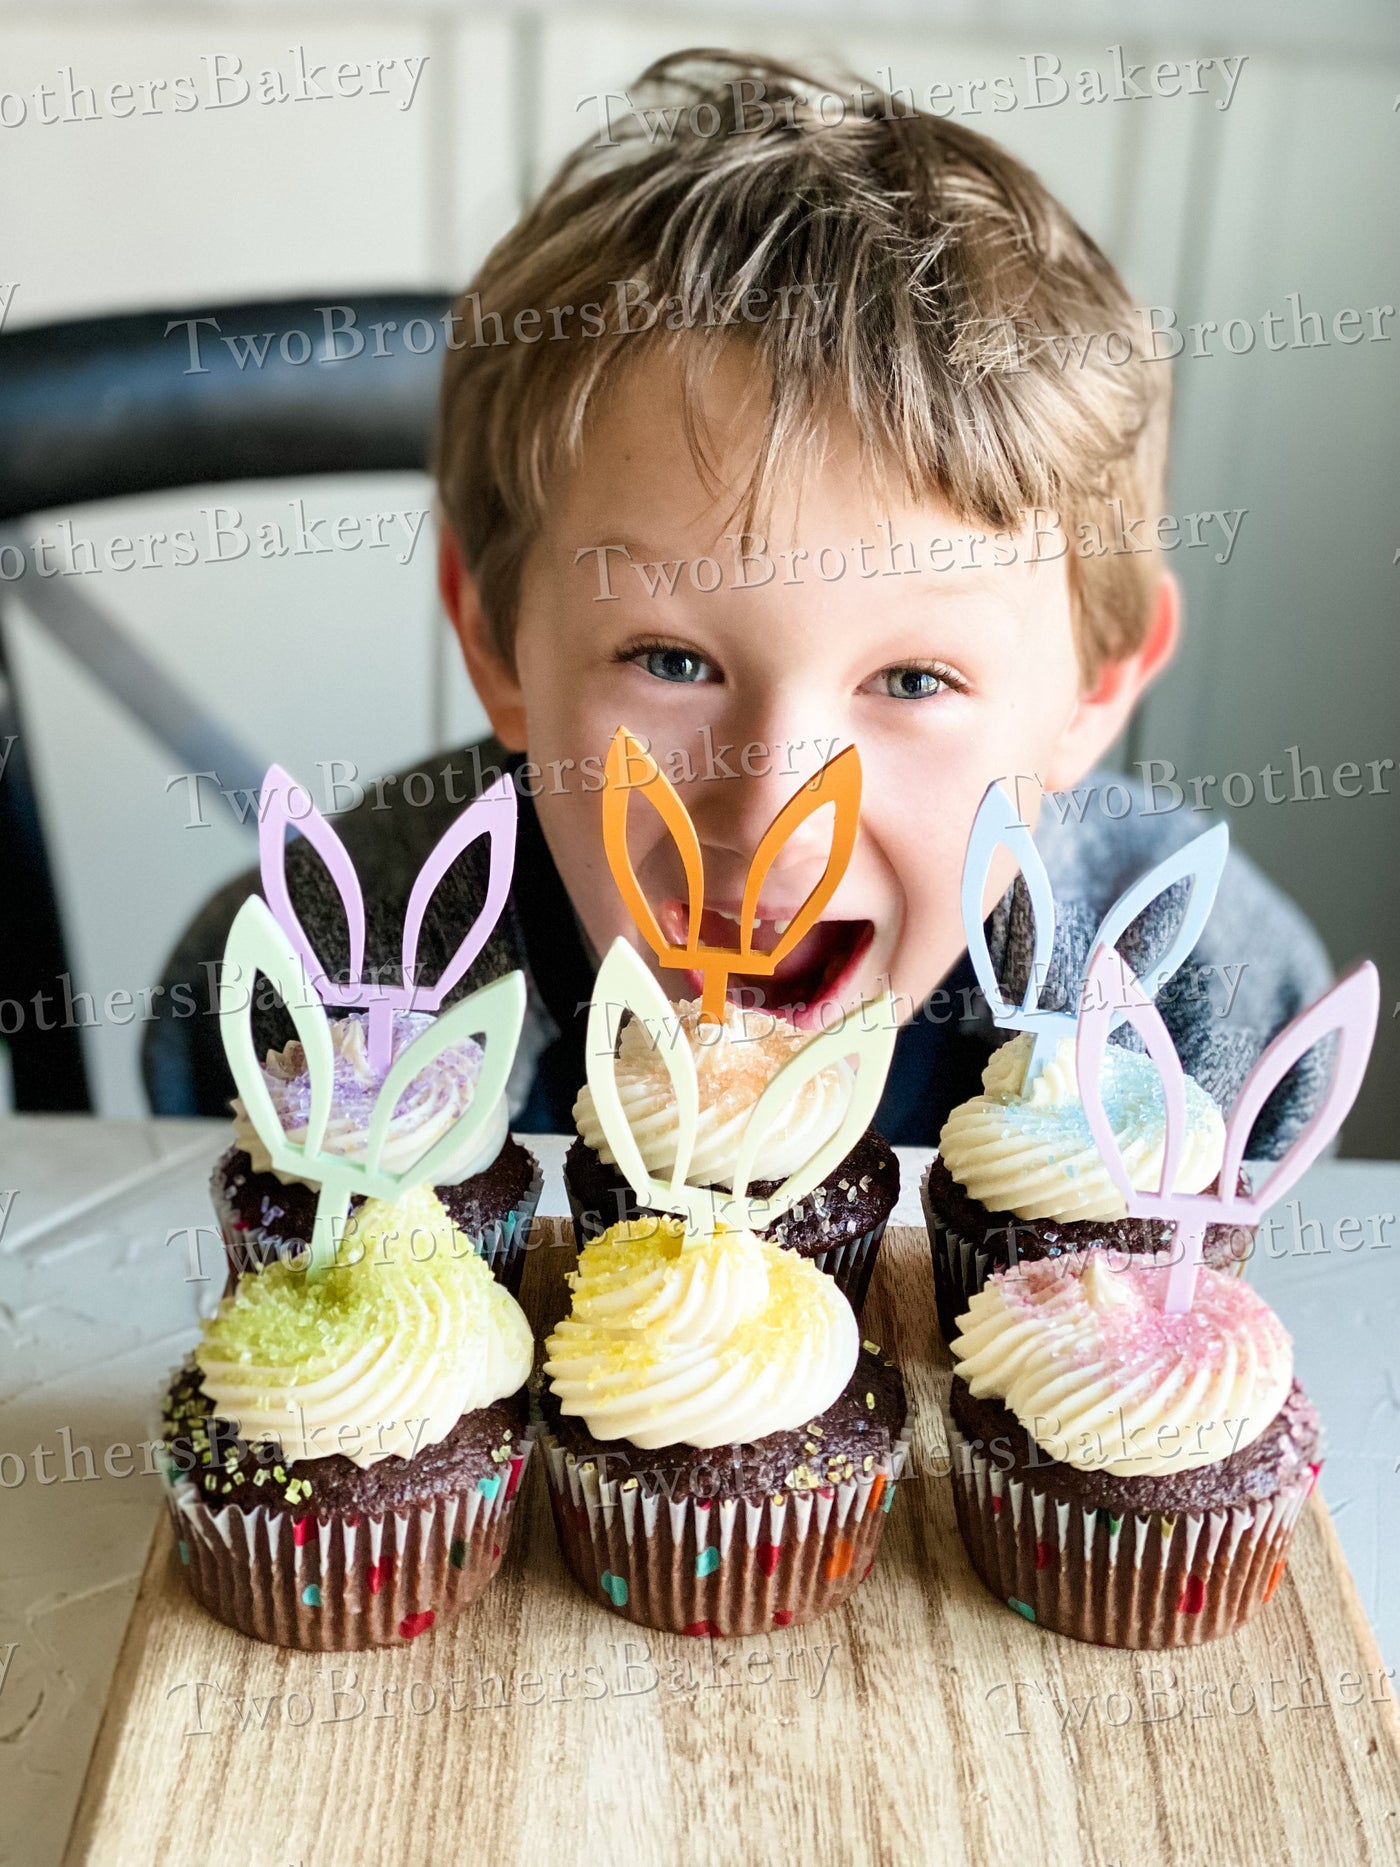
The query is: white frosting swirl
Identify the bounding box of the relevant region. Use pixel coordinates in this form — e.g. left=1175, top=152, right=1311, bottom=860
left=573, top=997, right=854, bottom=1190
left=232, top=1009, right=508, bottom=1190
left=950, top=1250, right=1294, bottom=1476
left=544, top=1215, right=858, bottom=1448
left=937, top=1032, right=1225, bottom=1222
left=196, top=1186, right=533, bottom=1468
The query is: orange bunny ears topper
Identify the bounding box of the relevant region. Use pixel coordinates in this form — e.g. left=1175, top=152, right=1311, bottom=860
left=600, top=725, right=862, bottom=1023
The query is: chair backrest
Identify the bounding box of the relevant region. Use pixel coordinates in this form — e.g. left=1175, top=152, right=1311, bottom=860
left=0, top=292, right=450, bottom=517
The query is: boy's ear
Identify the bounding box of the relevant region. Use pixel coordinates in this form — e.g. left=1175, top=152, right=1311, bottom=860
left=1041, top=571, right=1180, bottom=793
left=438, top=523, right=528, bottom=752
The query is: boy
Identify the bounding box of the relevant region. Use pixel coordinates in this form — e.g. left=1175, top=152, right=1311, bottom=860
left=150, top=51, right=1329, bottom=1150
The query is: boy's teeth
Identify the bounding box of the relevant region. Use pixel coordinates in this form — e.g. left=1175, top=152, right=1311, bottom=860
left=773, top=919, right=792, bottom=936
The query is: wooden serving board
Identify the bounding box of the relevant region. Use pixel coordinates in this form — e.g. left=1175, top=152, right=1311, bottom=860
left=65, top=1224, right=1400, bottom=1867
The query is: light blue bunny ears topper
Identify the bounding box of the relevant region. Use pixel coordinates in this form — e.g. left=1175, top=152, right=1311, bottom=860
left=961, top=780, right=1230, bottom=1090
left=221, top=763, right=527, bottom=1282
left=586, top=939, right=897, bottom=1240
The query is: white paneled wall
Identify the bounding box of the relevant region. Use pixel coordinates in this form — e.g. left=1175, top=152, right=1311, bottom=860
left=3, top=5, right=1397, bottom=1150
left=1133, top=54, right=1400, bottom=1156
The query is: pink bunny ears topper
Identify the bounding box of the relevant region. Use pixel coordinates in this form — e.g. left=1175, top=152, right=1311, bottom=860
left=258, top=763, right=518, bottom=1073
left=1075, top=947, right=1380, bottom=1313
left=961, top=780, right=1229, bottom=1089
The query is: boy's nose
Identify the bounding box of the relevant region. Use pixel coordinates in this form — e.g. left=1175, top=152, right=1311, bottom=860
left=689, top=729, right=850, bottom=897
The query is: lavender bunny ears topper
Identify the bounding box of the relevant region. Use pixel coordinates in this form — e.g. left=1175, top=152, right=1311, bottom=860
left=1076, top=944, right=1380, bottom=1313
left=585, top=937, right=897, bottom=1238
left=961, top=780, right=1229, bottom=1088
left=258, top=763, right=518, bottom=1074
left=220, top=894, right=527, bottom=1282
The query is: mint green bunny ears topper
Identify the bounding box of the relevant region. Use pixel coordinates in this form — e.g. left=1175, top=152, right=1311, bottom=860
left=585, top=937, right=897, bottom=1238
left=220, top=895, right=526, bottom=1281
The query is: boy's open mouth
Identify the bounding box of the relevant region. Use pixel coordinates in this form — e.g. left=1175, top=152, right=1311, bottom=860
left=658, top=900, right=874, bottom=1029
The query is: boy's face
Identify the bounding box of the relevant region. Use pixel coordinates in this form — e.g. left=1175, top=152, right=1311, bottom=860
left=458, top=342, right=1160, bottom=1028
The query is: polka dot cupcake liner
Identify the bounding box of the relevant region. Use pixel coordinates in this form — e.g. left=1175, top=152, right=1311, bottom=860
left=944, top=1413, right=1317, bottom=1649
left=564, top=1181, right=891, bottom=1316
left=163, top=1433, right=534, bottom=1651
left=538, top=1423, right=911, bottom=1638
left=921, top=1165, right=1252, bottom=1347
left=214, top=1158, right=543, bottom=1301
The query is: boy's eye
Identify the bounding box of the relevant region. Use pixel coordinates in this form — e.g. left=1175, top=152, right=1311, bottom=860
left=864, top=662, right=962, bottom=700
left=624, top=643, right=719, bottom=685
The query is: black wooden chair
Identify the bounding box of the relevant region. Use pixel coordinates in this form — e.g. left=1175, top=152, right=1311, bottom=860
left=0, top=293, right=450, bottom=1109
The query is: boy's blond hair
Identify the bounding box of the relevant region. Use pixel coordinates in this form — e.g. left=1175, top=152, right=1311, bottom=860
left=435, top=50, right=1170, bottom=681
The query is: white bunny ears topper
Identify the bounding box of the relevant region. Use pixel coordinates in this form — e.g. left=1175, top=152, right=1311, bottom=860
left=961, top=780, right=1229, bottom=1089
left=221, top=894, right=526, bottom=1282
left=258, top=763, right=518, bottom=1075
left=586, top=939, right=896, bottom=1238
left=1076, top=945, right=1379, bottom=1314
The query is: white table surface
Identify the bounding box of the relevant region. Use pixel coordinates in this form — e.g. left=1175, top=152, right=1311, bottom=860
left=1, top=1118, right=1397, bottom=1867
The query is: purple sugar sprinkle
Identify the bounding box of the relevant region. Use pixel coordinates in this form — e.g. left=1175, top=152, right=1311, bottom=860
left=265, top=1009, right=485, bottom=1139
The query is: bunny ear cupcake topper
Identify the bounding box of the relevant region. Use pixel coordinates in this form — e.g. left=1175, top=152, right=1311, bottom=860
left=960, top=780, right=1230, bottom=1089
left=220, top=895, right=527, bottom=1282
left=258, top=763, right=518, bottom=1074
left=1076, top=946, right=1380, bottom=1314
left=591, top=725, right=896, bottom=1233
left=586, top=939, right=895, bottom=1235
left=601, top=726, right=861, bottom=1023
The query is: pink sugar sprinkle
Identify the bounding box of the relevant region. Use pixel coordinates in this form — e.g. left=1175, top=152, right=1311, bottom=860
left=988, top=1248, right=1288, bottom=1384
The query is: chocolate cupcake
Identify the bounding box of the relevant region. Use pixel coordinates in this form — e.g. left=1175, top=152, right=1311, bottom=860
left=212, top=1008, right=540, bottom=1296
left=944, top=1250, right=1320, bottom=1648
left=539, top=1214, right=909, bottom=1636
left=161, top=1186, right=536, bottom=1650
left=923, top=1032, right=1249, bottom=1341
left=565, top=996, right=898, bottom=1312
